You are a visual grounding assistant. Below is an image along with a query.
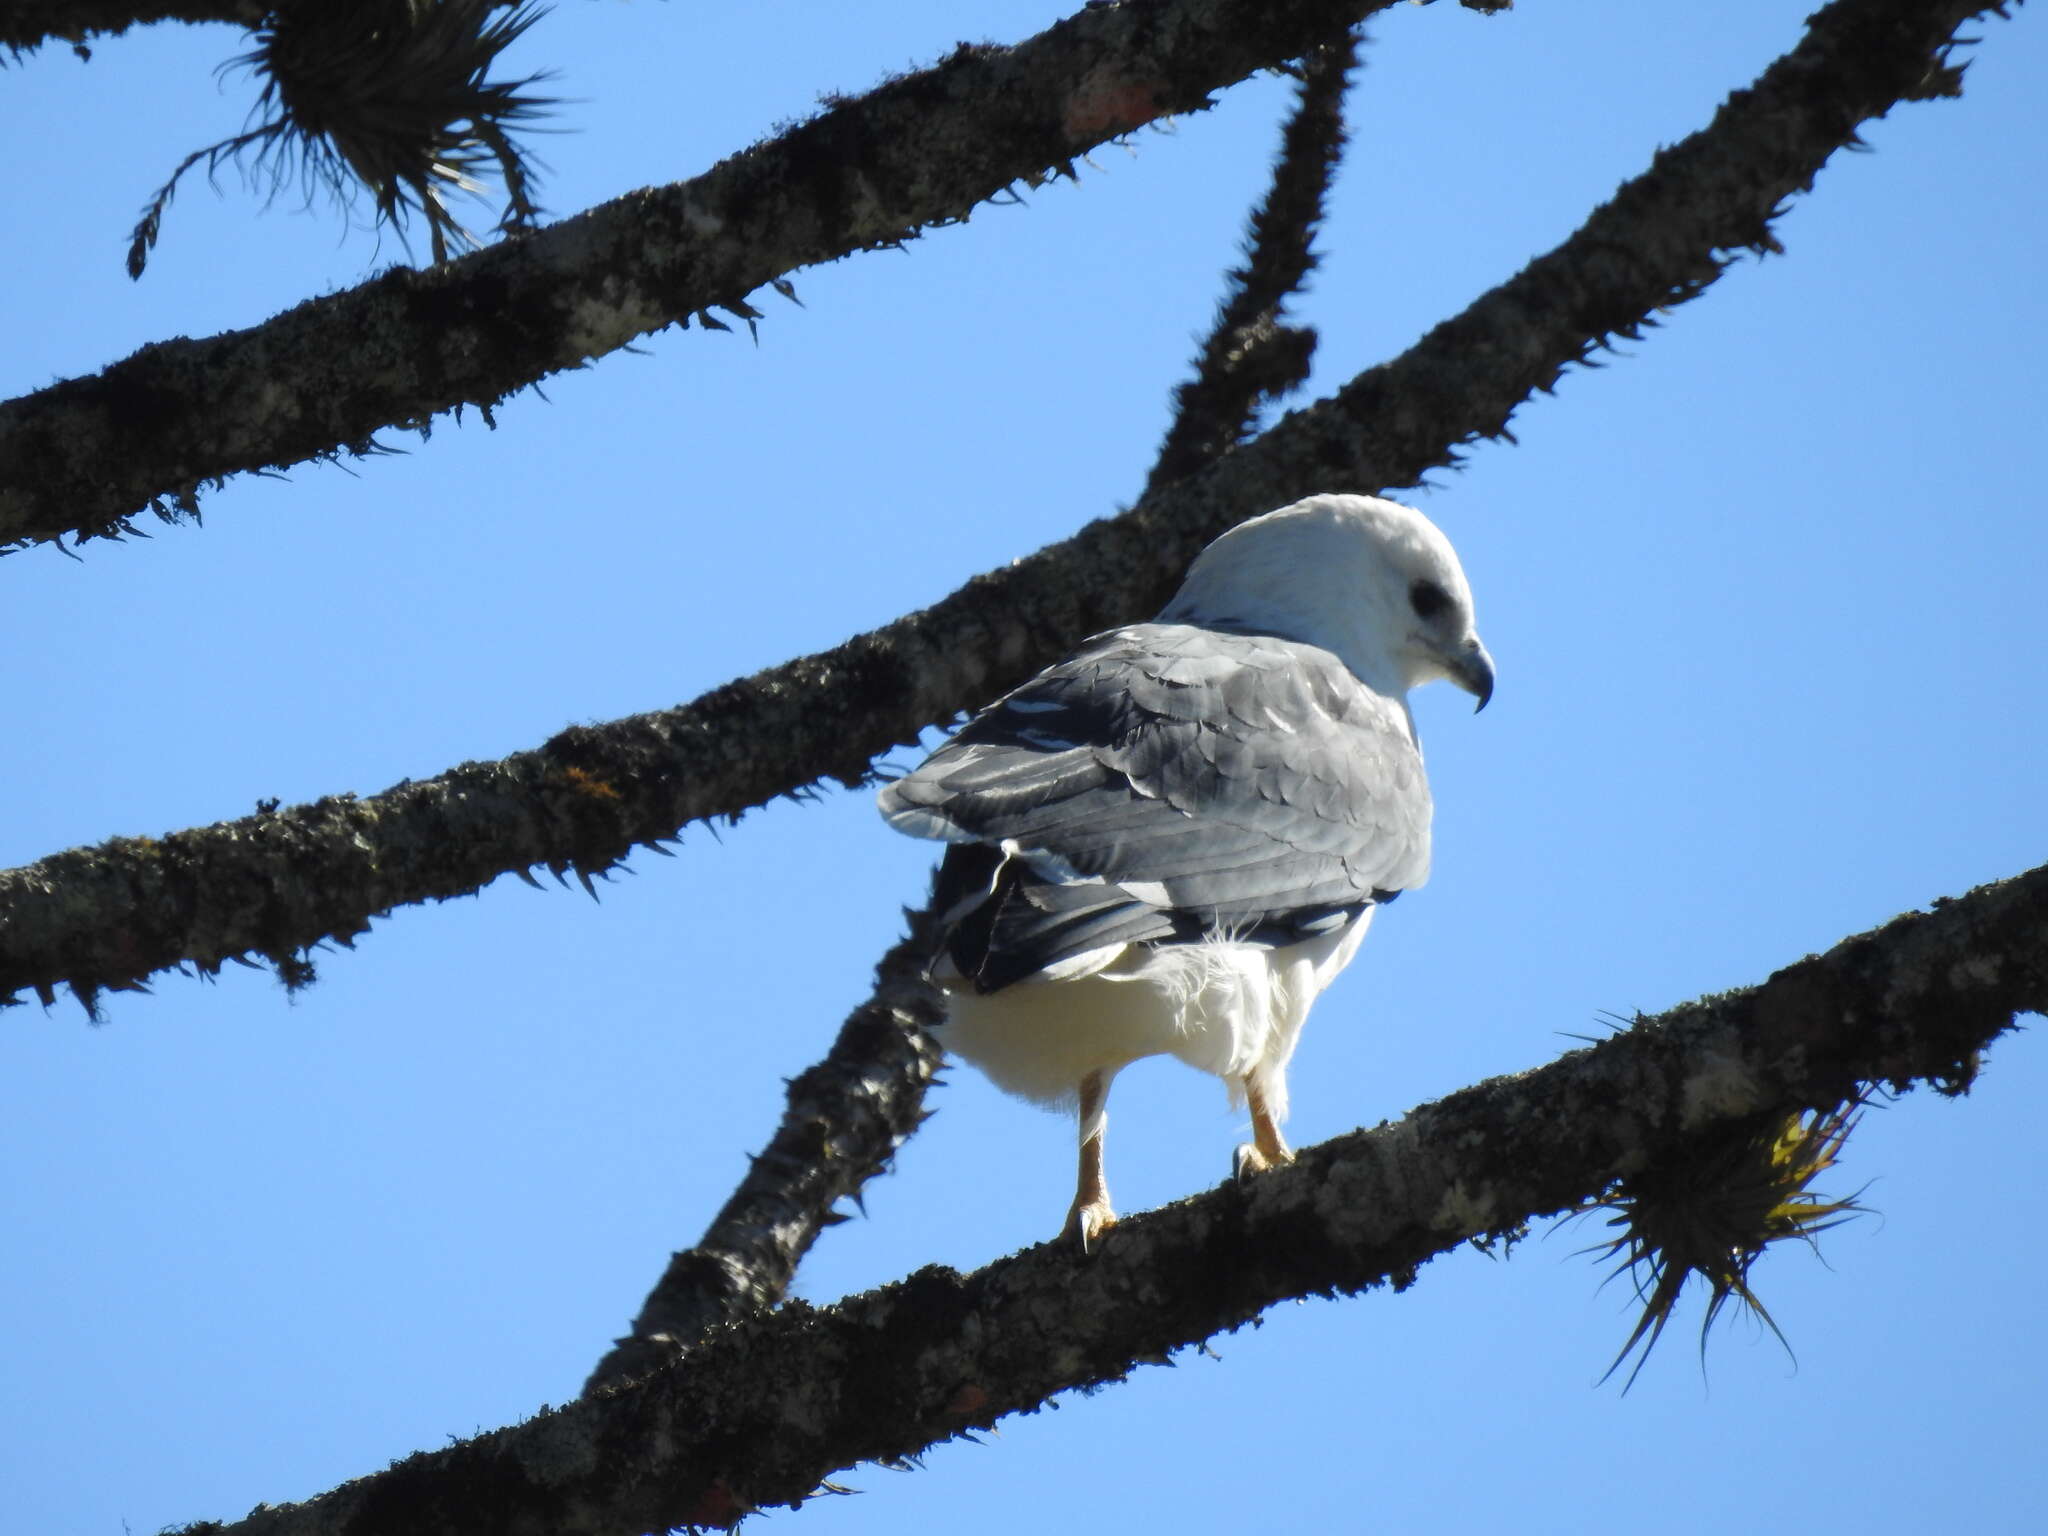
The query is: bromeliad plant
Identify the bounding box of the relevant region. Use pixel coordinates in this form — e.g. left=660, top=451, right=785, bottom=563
left=1582, top=1095, right=1871, bottom=1389
left=128, top=0, right=554, bottom=277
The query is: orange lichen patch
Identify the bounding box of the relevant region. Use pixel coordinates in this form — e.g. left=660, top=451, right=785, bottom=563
left=1062, top=66, right=1171, bottom=141
left=559, top=765, right=622, bottom=801
left=946, top=1382, right=989, bottom=1418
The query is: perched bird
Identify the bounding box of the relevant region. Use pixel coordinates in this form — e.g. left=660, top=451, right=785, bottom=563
left=880, top=494, right=1493, bottom=1247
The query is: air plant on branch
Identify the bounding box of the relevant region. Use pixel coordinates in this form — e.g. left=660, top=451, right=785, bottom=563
left=128, top=0, right=555, bottom=278
left=1580, top=1095, right=1871, bottom=1390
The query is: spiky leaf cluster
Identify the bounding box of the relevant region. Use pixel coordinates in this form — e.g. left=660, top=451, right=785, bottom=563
left=1584, top=1097, right=1871, bottom=1390
left=128, top=0, right=555, bottom=277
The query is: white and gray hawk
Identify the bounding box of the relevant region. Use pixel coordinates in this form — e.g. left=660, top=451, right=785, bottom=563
left=880, top=494, right=1493, bottom=1247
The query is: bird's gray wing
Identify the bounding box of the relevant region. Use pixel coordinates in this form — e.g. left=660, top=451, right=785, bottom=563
left=879, top=623, right=1431, bottom=991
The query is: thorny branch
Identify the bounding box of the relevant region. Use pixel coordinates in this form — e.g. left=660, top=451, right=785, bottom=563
left=173, top=858, right=2048, bottom=1536
left=1146, top=30, right=1360, bottom=495
left=0, top=0, right=2004, bottom=1017
left=582, top=913, right=948, bottom=1395
left=0, top=0, right=1499, bottom=555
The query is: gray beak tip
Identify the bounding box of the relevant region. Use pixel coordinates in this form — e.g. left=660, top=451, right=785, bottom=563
left=1460, top=642, right=1496, bottom=714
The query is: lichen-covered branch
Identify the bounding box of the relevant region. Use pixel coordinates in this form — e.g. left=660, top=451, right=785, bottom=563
left=583, top=910, right=948, bottom=1396
left=1145, top=30, right=1359, bottom=495
left=0, top=0, right=1484, bottom=555
left=0, top=0, right=255, bottom=58
left=173, top=859, right=2048, bottom=1536
left=0, top=0, right=2005, bottom=1016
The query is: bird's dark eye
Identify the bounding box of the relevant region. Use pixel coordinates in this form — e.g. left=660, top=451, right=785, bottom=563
left=1409, top=579, right=1451, bottom=621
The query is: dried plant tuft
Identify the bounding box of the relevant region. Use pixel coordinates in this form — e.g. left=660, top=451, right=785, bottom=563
left=1580, top=1096, right=1871, bottom=1390
left=129, top=0, right=556, bottom=278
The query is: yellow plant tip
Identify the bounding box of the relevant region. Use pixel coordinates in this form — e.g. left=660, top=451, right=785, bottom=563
left=1577, top=1095, right=1872, bottom=1390
left=129, top=0, right=557, bottom=278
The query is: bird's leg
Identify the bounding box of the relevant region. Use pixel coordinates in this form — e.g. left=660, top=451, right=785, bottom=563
left=1062, top=1069, right=1117, bottom=1252
left=1232, top=1075, right=1295, bottom=1180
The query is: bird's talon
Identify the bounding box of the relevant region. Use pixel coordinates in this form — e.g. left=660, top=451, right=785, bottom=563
left=1063, top=1199, right=1118, bottom=1253
left=1234, top=1139, right=1295, bottom=1183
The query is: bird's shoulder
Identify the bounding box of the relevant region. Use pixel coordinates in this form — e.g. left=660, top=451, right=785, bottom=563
left=880, top=622, right=1426, bottom=851
left=966, top=621, right=1408, bottom=749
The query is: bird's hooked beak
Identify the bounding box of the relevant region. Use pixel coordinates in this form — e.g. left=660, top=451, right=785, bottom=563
left=1450, top=635, right=1496, bottom=712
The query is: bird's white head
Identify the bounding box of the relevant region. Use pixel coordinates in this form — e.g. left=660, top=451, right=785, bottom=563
left=1157, top=493, right=1495, bottom=708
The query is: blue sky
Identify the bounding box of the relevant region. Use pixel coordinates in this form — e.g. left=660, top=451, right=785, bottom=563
left=3, top=3, right=2043, bottom=1532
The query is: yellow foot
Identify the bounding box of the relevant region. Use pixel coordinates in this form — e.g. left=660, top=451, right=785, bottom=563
left=1061, top=1197, right=1118, bottom=1253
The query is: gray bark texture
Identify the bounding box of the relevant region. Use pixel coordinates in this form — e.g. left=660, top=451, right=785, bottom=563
left=0, top=0, right=1506, bottom=554
left=582, top=915, right=947, bottom=1396
left=0, top=0, right=1998, bottom=1016
left=168, top=858, right=2047, bottom=1536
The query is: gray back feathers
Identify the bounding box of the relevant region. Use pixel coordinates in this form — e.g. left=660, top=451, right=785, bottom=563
left=880, top=623, right=1432, bottom=991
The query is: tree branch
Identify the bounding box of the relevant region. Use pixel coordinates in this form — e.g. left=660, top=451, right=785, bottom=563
left=0, top=0, right=2003, bottom=1017
left=0, top=0, right=254, bottom=58
left=582, top=908, right=947, bottom=1396
left=1146, top=30, right=1359, bottom=495
left=170, top=858, right=2048, bottom=1536
left=0, top=0, right=1493, bottom=555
